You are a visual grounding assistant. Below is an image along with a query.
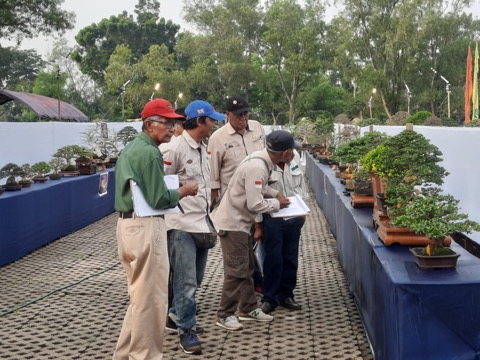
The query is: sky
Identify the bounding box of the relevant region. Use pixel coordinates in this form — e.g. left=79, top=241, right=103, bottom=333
left=4, top=0, right=480, bottom=59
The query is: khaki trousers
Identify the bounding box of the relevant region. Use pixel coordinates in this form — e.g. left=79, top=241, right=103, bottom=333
left=217, top=231, right=258, bottom=318
left=113, top=217, right=169, bottom=360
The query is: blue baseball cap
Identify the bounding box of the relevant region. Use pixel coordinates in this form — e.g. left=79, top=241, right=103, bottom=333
left=185, top=100, right=226, bottom=121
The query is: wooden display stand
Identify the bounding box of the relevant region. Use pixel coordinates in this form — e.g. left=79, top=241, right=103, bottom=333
left=351, top=194, right=374, bottom=208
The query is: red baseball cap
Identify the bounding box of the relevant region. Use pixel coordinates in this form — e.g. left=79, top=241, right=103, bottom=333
left=141, top=99, right=186, bottom=120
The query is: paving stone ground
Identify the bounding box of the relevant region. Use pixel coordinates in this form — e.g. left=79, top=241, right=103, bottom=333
left=0, top=185, right=374, bottom=360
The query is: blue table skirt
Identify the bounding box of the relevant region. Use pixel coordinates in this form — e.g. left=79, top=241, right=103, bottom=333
left=0, top=169, right=115, bottom=267
left=306, top=153, right=480, bottom=360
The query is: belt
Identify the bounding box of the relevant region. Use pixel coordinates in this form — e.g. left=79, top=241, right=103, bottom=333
left=119, top=212, right=164, bottom=219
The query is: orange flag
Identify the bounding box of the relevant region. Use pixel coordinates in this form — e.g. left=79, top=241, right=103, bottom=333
left=465, top=46, right=473, bottom=124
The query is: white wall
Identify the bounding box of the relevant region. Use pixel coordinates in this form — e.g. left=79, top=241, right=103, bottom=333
left=0, top=121, right=143, bottom=169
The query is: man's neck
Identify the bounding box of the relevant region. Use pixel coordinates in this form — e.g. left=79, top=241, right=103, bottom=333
left=187, top=129, right=203, bottom=144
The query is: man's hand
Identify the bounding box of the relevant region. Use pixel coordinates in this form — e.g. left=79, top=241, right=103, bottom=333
left=253, top=222, right=263, bottom=241
left=179, top=179, right=198, bottom=198
left=279, top=197, right=290, bottom=209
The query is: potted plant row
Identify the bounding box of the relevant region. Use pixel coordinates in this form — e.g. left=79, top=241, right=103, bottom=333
left=360, top=129, right=480, bottom=267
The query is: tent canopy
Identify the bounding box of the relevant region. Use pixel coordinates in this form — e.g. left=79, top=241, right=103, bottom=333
left=0, top=90, right=89, bottom=122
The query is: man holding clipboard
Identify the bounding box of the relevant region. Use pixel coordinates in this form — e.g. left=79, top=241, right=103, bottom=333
left=113, top=98, right=198, bottom=360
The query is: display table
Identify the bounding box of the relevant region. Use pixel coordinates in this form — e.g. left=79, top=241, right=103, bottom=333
left=306, top=153, right=480, bottom=360
left=0, top=169, right=115, bottom=267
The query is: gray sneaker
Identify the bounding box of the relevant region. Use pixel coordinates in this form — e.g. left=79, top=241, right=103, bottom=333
left=238, top=308, right=274, bottom=322
left=216, top=315, right=244, bottom=331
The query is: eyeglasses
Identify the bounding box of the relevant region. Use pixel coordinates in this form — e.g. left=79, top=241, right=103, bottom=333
left=150, top=119, right=179, bottom=130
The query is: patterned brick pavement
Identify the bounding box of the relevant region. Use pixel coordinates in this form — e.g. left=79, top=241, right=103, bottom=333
left=0, top=188, right=373, bottom=360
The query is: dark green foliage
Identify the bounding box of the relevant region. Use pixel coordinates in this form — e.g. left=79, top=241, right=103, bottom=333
left=334, top=131, right=389, bottom=164
left=441, top=117, right=458, bottom=127
left=72, top=1, right=180, bottom=83
left=0, top=0, right=74, bottom=43
left=391, top=187, right=480, bottom=247
left=356, top=118, right=384, bottom=127
left=405, top=111, right=432, bottom=125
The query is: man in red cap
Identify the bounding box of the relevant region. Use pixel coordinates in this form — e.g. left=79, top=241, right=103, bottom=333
left=113, top=98, right=199, bottom=360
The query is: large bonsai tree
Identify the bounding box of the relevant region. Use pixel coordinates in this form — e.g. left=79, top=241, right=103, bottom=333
left=391, top=187, right=480, bottom=254
left=361, top=130, right=448, bottom=217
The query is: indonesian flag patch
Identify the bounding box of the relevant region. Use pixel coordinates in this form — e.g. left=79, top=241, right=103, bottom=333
left=254, top=180, right=263, bottom=189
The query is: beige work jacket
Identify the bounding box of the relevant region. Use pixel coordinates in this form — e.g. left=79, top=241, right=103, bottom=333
left=211, top=149, right=279, bottom=234
left=268, top=151, right=308, bottom=199
left=207, top=120, right=265, bottom=197
left=163, top=131, right=213, bottom=233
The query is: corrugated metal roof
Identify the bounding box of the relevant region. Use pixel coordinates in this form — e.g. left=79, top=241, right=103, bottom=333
left=0, top=90, right=89, bottom=122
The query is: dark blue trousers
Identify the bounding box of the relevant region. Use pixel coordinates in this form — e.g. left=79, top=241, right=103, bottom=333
left=262, top=215, right=304, bottom=306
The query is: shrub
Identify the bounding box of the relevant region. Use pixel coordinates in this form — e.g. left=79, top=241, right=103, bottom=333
left=404, top=111, right=432, bottom=125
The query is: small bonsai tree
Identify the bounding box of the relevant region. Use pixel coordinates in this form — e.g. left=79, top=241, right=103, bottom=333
left=31, top=162, right=51, bottom=178
left=333, top=131, right=389, bottom=165
left=49, top=158, right=65, bottom=174
left=19, top=163, right=33, bottom=182
left=0, top=163, right=23, bottom=186
left=352, top=167, right=370, bottom=182
left=391, top=187, right=480, bottom=254
left=53, top=145, right=91, bottom=168
left=116, top=126, right=138, bottom=149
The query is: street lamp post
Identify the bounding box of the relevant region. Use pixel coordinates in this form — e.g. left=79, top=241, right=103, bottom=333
left=404, top=82, right=412, bottom=114
left=56, top=65, right=61, bottom=120
left=368, top=88, right=377, bottom=118
left=174, top=92, right=183, bottom=109
left=121, top=79, right=131, bottom=119
left=150, top=83, right=161, bottom=100
left=431, top=68, right=451, bottom=118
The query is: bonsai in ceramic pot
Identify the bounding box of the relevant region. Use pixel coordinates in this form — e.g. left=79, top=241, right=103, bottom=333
left=31, top=161, right=51, bottom=182
left=49, top=158, right=65, bottom=180
left=53, top=145, right=90, bottom=171
left=19, top=163, right=33, bottom=187
left=391, top=187, right=480, bottom=268
left=0, top=163, right=23, bottom=191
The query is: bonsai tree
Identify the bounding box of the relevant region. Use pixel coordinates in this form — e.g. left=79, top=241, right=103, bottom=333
left=49, top=158, right=65, bottom=174
left=391, top=187, right=480, bottom=255
left=116, top=126, right=138, bottom=150
left=31, top=162, right=51, bottom=178
left=0, top=163, right=23, bottom=186
left=352, top=167, right=370, bottom=182
left=360, top=130, right=448, bottom=217
left=19, top=163, right=33, bottom=182
left=333, top=131, right=389, bottom=165
left=53, top=145, right=91, bottom=166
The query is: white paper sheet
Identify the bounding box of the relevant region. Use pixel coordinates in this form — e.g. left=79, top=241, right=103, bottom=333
left=130, top=175, right=181, bottom=216
left=270, top=194, right=310, bottom=218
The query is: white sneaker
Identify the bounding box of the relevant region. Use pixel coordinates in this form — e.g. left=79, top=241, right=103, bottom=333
left=238, top=308, right=274, bottom=322
left=216, top=315, right=244, bottom=331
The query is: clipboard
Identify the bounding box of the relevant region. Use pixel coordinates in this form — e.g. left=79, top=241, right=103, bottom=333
left=130, top=176, right=181, bottom=216
left=253, top=240, right=265, bottom=276
left=270, top=194, right=310, bottom=218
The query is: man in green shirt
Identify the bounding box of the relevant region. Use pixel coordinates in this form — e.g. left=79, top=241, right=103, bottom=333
left=113, top=98, right=198, bottom=360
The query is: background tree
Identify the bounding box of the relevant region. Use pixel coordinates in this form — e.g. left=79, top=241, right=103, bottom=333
left=0, top=0, right=74, bottom=45
left=0, top=47, right=44, bottom=90
left=262, top=0, right=326, bottom=124
left=72, top=0, right=180, bottom=84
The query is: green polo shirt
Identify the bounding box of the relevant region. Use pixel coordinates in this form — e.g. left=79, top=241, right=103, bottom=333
left=115, top=132, right=180, bottom=212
